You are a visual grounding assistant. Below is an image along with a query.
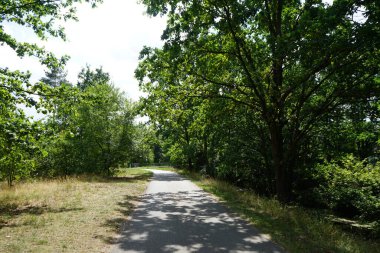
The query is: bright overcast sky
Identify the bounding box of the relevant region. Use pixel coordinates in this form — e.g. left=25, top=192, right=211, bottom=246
left=0, top=0, right=167, bottom=101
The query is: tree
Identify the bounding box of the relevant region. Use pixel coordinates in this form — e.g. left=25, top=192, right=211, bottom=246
left=0, top=108, right=41, bottom=186
left=138, top=0, right=380, bottom=201
left=130, top=123, right=156, bottom=165
left=76, top=82, right=134, bottom=175
left=77, top=65, right=111, bottom=90
left=40, top=66, right=69, bottom=88
left=0, top=0, right=101, bottom=184
left=1, top=0, right=100, bottom=98
left=37, top=67, right=136, bottom=177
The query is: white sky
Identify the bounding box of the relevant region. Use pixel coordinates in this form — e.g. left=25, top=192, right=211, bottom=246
left=0, top=0, right=167, bottom=101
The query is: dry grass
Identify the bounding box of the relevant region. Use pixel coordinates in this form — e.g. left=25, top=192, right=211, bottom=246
left=0, top=168, right=152, bottom=253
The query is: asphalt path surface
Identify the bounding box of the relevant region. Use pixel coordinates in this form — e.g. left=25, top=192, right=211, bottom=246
left=111, top=170, right=285, bottom=253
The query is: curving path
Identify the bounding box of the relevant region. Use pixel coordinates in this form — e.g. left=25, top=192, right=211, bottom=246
left=111, top=170, right=286, bottom=253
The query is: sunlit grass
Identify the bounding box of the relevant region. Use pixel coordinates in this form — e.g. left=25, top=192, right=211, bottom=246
left=181, top=170, right=379, bottom=253
left=137, top=166, right=177, bottom=172
left=0, top=168, right=152, bottom=253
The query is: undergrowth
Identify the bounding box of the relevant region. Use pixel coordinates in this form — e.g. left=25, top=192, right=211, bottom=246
left=180, top=170, right=379, bottom=253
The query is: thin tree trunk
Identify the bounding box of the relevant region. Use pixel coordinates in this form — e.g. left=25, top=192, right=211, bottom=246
left=203, top=133, right=208, bottom=168
left=184, top=128, right=193, bottom=170
left=7, top=166, right=13, bottom=187
left=188, top=157, right=193, bottom=171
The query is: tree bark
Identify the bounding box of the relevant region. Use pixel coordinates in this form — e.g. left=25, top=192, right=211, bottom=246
left=203, top=133, right=208, bottom=168
left=269, top=122, right=292, bottom=202
left=184, top=128, right=193, bottom=170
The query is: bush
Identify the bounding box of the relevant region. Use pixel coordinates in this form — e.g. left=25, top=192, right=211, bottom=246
left=301, top=155, right=380, bottom=221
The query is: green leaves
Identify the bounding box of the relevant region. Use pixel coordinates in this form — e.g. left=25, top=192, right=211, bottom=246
left=138, top=0, right=380, bottom=201
left=0, top=0, right=102, bottom=184
left=35, top=66, right=138, bottom=177
left=309, top=155, right=380, bottom=221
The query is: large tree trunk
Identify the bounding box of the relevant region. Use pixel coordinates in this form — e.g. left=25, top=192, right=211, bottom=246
left=269, top=123, right=292, bottom=202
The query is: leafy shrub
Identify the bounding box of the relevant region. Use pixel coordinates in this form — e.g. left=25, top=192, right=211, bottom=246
left=300, top=155, right=380, bottom=221
left=0, top=148, right=37, bottom=186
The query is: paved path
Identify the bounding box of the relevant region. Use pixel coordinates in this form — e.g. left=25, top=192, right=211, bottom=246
left=111, top=170, right=285, bottom=253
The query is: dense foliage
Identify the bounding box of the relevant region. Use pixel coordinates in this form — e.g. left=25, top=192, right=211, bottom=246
left=36, top=67, right=137, bottom=177
left=0, top=1, right=153, bottom=185
left=312, top=156, right=379, bottom=221
left=1, top=0, right=379, bottom=233
left=136, top=0, right=380, bottom=223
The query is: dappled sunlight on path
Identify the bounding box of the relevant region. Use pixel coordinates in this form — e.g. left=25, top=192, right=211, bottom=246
left=111, top=170, right=285, bottom=253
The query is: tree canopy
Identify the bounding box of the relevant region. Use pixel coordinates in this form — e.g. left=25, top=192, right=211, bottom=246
left=0, top=0, right=379, bottom=230
left=137, top=0, right=380, bottom=201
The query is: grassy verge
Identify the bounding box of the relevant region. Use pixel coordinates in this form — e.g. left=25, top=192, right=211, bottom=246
left=0, top=168, right=152, bottom=253
left=138, top=166, right=177, bottom=172
left=179, top=170, right=379, bottom=253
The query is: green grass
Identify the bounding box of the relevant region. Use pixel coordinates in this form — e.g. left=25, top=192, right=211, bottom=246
left=0, top=168, right=152, bottom=253
left=137, top=166, right=178, bottom=172
left=179, top=170, right=379, bottom=253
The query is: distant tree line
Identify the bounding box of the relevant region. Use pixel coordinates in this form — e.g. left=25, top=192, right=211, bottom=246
left=1, top=63, right=156, bottom=186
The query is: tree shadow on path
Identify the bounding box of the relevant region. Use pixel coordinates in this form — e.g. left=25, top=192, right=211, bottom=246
left=109, top=171, right=285, bottom=253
